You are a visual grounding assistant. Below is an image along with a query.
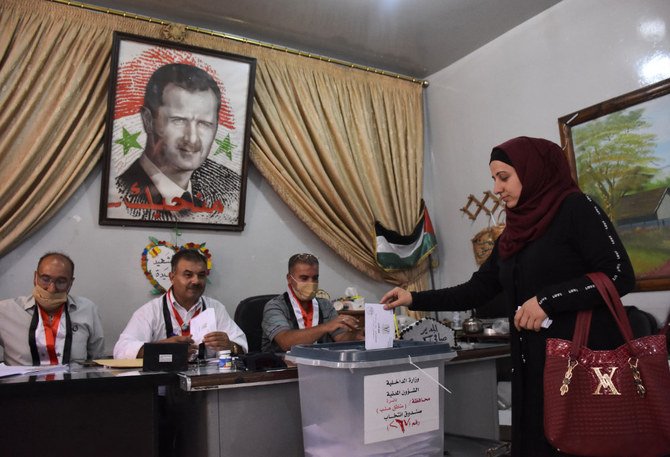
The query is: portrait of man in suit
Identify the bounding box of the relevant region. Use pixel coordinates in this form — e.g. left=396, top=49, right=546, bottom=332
left=114, top=63, right=241, bottom=223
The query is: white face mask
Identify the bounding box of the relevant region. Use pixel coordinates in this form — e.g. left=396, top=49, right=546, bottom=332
left=33, top=284, right=67, bottom=312
left=291, top=276, right=319, bottom=301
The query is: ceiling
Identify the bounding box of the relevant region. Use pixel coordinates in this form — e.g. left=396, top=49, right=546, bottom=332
left=85, top=0, right=562, bottom=79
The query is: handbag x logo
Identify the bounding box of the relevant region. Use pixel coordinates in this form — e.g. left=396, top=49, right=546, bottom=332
left=592, top=367, right=621, bottom=395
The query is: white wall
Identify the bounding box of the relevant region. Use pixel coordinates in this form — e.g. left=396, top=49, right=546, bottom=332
left=424, top=0, right=670, bottom=323
left=0, top=164, right=389, bottom=355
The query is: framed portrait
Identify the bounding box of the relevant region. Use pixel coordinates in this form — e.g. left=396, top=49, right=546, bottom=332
left=558, top=77, right=670, bottom=291
left=100, top=32, right=256, bottom=231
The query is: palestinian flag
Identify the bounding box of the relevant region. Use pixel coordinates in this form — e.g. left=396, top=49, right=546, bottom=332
left=375, top=202, right=437, bottom=271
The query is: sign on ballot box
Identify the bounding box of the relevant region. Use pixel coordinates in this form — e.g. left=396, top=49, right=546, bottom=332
left=364, top=367, right=440, bottom=444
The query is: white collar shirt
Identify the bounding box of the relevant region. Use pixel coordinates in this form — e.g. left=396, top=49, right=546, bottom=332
left=113, top=294, right=248, bottom=359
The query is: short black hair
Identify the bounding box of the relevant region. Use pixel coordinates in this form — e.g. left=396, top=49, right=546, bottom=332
left=144, top=63, right=221, bottom=116
left=171, top=249, right=207, bottom=272
left=288, top=253, right=319, bottom=273
left=37, top=252, right=75, bottom=276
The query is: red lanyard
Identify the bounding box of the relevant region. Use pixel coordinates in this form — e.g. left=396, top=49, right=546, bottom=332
left=38, top=305, right=64, bottom=365
left=167, top=290, right=201, bottom=336
left=289, top=286, right=314, bottom=328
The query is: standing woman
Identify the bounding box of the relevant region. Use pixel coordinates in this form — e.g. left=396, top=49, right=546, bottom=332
left=381, top=136, right=635, bottom=456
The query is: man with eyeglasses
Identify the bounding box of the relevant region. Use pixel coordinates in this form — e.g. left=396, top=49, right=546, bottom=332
left=261, top=253, right=364, bottom=352
left=0, top=252, right=105, bottom=365
left=113, top=249, right=247, bottom=360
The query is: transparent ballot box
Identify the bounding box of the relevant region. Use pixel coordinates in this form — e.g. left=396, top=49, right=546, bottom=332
left=286, top=340, right=455, bottom=457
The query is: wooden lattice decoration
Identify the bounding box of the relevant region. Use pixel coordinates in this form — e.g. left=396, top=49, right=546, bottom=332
left=460, top=191, right=502, bottom=221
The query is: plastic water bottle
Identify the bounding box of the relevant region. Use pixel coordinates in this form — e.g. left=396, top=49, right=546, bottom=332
left=452, top=311, right=462, bottom=330
left=218, top=350, right=232, bottom=371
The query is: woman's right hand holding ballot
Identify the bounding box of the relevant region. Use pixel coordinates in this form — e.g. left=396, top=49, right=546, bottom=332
left=380, top=287, right=413, bottom=310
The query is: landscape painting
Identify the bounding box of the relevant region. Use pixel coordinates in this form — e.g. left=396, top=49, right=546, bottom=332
left=559, top=77, right=670, bottom=291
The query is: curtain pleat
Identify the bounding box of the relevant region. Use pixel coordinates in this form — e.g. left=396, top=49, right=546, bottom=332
left=251, top=58, right=429, bottom=286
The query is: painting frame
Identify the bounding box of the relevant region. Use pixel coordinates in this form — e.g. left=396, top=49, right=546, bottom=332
left=558, top=77, right=670, bottom=292
left=99, top=32, right=256, bottom=231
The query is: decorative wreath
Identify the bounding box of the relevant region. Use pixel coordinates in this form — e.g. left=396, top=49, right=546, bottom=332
left=141, top=237, right=212, bottom=294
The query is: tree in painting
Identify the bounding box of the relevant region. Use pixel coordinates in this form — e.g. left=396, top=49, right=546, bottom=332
left=573, top=108, right=659, bottom=220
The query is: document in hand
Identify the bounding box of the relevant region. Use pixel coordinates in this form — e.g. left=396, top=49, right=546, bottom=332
left=189, top=308, right=217, bottom=344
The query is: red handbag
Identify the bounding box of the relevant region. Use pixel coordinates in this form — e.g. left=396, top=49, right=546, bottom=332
left=544, top=272, right=670, bottom=457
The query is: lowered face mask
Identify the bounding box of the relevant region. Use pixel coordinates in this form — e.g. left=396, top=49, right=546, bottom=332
left=33, top=284, right=68, bottom=312
left=291, top=277, right=319, bottom=301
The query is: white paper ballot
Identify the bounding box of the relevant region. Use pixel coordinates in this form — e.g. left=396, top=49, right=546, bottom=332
left=189, top=308, right=217, bottom=344
left=365, top=303, right=394, bottom=350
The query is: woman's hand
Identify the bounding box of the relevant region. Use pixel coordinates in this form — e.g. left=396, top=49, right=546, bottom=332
left=514, top=296, right=548, bottom=331
left=380, top=287, right=413, bottom=310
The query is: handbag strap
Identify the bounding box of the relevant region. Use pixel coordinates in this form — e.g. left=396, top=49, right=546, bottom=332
left=589, top=272, right=635, bottom=341
left=661, top=310, right=670, bottom=336
left=571, top=308, right=593, bottom=358
left=570, top=272, right=636, bottom=358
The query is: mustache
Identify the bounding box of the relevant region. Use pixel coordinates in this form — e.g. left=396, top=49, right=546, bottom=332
left=177, top=140, right=202, bottom=152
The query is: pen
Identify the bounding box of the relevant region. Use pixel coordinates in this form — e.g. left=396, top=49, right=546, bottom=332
left=393, top=314, right=400, bottom=339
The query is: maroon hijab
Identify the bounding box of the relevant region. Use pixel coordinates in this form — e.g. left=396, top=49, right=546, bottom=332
left=493, top=136, right=581, bottom=260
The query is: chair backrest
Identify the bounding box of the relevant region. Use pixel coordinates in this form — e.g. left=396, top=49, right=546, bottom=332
left=234, top=294, right=277, bottom=353
left=626, top=305, right=659, bottom=337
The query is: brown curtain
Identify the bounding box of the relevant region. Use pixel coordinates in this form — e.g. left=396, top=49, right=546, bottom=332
left=251, top=54, right=428, bottom=287
left=0, top=1, right=109, bottom=255
left=0, top=0, right=431, bottom=293
left=0, top=0, right=158, bottom=256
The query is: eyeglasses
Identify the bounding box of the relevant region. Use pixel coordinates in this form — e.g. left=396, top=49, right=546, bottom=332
left=37, top=275, right=71, bottom=291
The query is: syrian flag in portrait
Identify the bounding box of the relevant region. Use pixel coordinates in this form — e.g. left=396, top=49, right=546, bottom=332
left=106, top=39, right=251, bottom=224
left=375, top=201, right=437, bottom=271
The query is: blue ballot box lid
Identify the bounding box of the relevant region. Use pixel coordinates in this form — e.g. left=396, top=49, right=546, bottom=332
left=285, top=340, right=455, bottom=369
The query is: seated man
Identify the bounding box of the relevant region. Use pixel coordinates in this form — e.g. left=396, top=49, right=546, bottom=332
left=114, top=249, right=247, bottom=359
left=262, top=253, right=363, bottom=352
left=0, top=252, right=105, bottom=365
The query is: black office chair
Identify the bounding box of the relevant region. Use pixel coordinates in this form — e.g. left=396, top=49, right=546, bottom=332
left=626, top=306, right=659, bottom=337
left=234, top=294, right=277, bottom=353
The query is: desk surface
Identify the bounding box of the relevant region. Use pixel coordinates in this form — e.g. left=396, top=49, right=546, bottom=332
left=0, top=363, right=176, bottom=394
left=452, top=342, right=510, bottom=362
left=0, top=342, right=509, bottom=393
left=178, top=364, right=298, bottom=391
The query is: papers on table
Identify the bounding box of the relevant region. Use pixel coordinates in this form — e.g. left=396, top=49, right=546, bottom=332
left=189, top=308, right=217, bottom=344
left=365, top=303, right=394, bottom=350
left=93, top=358, right=143, bottom=368
left=0, top=363, right=69, bottom=378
